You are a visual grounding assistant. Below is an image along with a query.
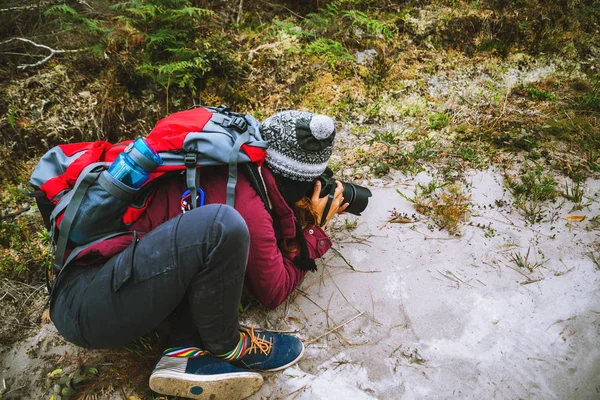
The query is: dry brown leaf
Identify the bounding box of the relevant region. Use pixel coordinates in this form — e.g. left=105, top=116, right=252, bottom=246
left=565, top=215, right=585, bottom=222
left=41, top=307, right=51, bottom=324
left=390, top=217, right=413, bottom=223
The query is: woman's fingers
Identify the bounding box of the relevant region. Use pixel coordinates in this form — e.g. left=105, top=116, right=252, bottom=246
left=337, top=202, right=350, bottom=214
left=311, top=180, right=322, bottom=203
left=309, top=180, right=351, bottom=227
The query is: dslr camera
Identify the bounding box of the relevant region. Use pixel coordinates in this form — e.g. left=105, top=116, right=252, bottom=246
left=315, top=168, right=372, bottom=216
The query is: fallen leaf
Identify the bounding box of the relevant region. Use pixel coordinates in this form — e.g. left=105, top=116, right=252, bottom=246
left=50, top=369, right=63, bottom=377
left=41, top=308, right=51, bottom=324
left=390, top=217, right=413, bottom=223
left=565, top=215, right=585, bottom=222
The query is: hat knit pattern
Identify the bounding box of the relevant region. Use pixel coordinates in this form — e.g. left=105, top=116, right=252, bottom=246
left=261, top=110, right=336, bottom=182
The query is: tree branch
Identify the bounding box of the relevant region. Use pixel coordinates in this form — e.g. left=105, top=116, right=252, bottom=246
left=0, top=37, right=82, bottom=69
left=0, top=3, right=45, bottom=12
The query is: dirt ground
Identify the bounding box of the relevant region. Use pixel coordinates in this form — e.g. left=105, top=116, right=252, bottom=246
left=1, top=160, right=599, bottom=399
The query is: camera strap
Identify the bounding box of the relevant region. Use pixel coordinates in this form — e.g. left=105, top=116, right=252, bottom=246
left=319, top=184, right=336, bottom=227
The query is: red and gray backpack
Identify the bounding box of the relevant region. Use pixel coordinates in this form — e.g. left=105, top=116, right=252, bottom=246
left=28, top=105, right=268, bottom=288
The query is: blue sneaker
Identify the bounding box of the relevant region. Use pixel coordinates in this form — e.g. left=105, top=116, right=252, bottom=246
left=149, top=349, right=263, bottom=399
left=231, top=328, right=305, bottom=372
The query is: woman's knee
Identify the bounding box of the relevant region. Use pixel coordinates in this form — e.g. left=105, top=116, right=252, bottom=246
left=214, top=205, right=250, bottom=244
left=178, top=204, right=248, bottom=244
left=174, top=204, right=249, bottom=273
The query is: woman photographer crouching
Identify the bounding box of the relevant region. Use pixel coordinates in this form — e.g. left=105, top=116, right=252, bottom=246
left=50, top=110, right=349, bottom=399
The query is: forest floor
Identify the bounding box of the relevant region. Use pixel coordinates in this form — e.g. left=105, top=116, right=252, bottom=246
left=1, top=1, right=600, bottom=399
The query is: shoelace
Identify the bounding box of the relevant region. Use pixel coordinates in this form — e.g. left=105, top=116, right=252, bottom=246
left=243, top=327, right=273, bottom=356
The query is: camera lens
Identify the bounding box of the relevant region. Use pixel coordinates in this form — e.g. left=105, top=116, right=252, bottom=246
left=341, top=182, right=372, bottom=216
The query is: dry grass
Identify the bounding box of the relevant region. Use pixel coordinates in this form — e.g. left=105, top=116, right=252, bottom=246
left=0, top=278, right=46, bottom=345
left=399, top=181, right=472, bottom=235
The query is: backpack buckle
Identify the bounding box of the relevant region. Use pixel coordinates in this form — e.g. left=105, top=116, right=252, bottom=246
left=184, top=153, right=197, bottom=167
left=227, top=116, right=248, bottom=133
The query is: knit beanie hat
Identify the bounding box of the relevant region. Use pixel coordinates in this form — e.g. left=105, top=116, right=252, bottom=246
left=260, top=110, right=336, bottom=182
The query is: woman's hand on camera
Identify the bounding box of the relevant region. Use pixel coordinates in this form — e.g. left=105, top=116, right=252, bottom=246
left=311, top=180, right=349, bottom=228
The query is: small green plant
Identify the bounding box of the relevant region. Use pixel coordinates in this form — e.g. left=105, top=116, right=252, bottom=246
left=409, top=137, right=438, bottom=160
left=477, top=38, right=510, bottom=56
left=304, top=2, right=342, bottom=35
left=5, top=106, right=18, bottom=131
left=428, top=112, right=450, bottom=130
left=303, top=38, right=353, bottom=68
left=562, top=177, right=589, bottom=211
left=367, top=130, right=400, bottom=153
left=484, top=226, right=496, bottom=238
left=589, top=215, right=600, bottom=231
left=47, top=365, right=100, bottom=399
left=374, top=161, right=390, bottom=176
left=509, top=247, right=545, bottom=273
left=505, top=165, right=558, bottom=224
left=457, top=145, right=478, bottom=162
left=304, top=2, right=394, bottom=39
left=344, top=217, right=358, bottom=230
left=576, top=74, right=600, bottom=112
left=271, top=20, right=315, bottom=39
left=527, top=85, right=555, bottom=101
left=341, top=10, right=394, bottom=39
left=588, top=151, right=600, bottom=173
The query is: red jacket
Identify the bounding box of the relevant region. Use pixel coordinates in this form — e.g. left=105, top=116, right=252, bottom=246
left=72, top=166, right=332, bottom=309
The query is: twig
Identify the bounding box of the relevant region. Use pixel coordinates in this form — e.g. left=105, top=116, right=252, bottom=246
left=326, top=292, right=335, bottom=329
left=0, top=37, right=81, bottom=69
left=0, top=207, right=30, bottom=221
left=276, top=385, right=308, bottom=400
left=296, top=289, right=351, bottom=345
left=2, top=384, right=26, bottom=396
left=554, top=267, right=575, bottom=277
left=520, top=278, right=544, bottom=285
left=490, top=87, right=511, bottom=127
left=296, top=289, right=334, bottom=323
left=437, top=270, right=475, bottom=288
left=236, top=0, right=243, bottom=24
left=411, top=227, right=460, bottom=241
left=325, top=262, right=381, bottom=274
left=504, top=263, right=532, bottom=279
left=329, top=247, right=356, bottom=271
left=307, top=311, right=365, bottom=344
left=326, top=269, right=361, bottom=315
left=0, top=3, right=49, bottom=12
left=369, top=286, right=375, bottom=321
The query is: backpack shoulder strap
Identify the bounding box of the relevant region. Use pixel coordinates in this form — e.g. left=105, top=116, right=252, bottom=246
left=242, top=163, right=272, bottom=215
left=51, top=162, right=109, bottom=271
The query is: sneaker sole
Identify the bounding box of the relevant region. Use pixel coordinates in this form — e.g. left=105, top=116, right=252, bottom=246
left=149, top=369, right=263, bottom=400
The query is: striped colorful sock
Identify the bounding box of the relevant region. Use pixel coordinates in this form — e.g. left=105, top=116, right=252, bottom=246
left=163, top=347, right=206, bottom=358
left=216, top=331, right=248, bottom=362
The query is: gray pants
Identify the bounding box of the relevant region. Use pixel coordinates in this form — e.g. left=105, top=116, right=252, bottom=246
left=50, top=204, right=249, bottom=355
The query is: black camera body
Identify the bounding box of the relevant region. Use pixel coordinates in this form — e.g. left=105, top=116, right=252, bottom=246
left=316, top=169, right=372, bottom=216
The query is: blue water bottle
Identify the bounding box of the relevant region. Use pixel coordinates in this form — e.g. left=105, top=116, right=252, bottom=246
left=107, top=138, right=163, bottom=188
